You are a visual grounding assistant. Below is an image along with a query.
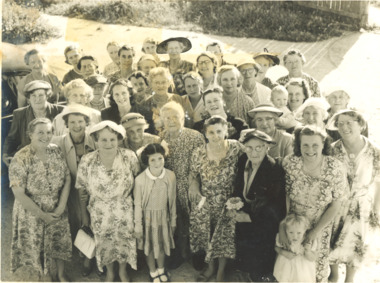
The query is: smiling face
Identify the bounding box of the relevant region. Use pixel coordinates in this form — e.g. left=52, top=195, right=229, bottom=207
left=284, top=54, right=303, bottom=77
left=287, top=84, right=305, bottom=111
left=184, top=77, right=201, bottom=99
left=204, top=92, right=224, bottom=115
left=97, top=128, right=118, bottom=153
left=205, top=123, right=227, bottom=144
left=302, top=106, right=324, bottom=127
left=336, top=114, right=362, bottom=141
left=327, top=91, right=349, bottom=113
left=28, top=54, right=44, bottom=73
left=167, top=41, right=182, bottom=59
left=125, top=124, right=145, bottom=144
left=29, top=89, right=48, bottom=111
left=197, top=55, right=214, bottom=77
left=151, top=75, right=170, bottom=96
left=139, top=59, right=156, bottom=76
left=30, top=123, right=53, bottom=149
left=300, top=134, right=324, bottom=163
left=112, top=85, right=131, bottom=107
left=68, top=87, right=88, bottom=105
left=107, top=45, right=119, bottom=63
left=271, top=90, right=288, bottom=109
left=254, top=112, right=277, bottom=136
left=243, top=138, right=268, bottom=165
left=143, top=42, right=157, bottom=55
left=119, top=49, right=134, bottom=69
left=148, top=152, right=165, bottom=172
left=66, top=50, right=81, bottom=66
left=161, top=109, right=183, bottom=133
left=220, top=70, right=238, bottom=95
left=286, top=224, right=306, bottom=244
left=239, top=64, right=257, bottom=81
left=67, top=114, right=87, bottom=137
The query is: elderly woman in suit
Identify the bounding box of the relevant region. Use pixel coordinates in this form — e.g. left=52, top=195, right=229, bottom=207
left=232, top=129, right=286, bottom=282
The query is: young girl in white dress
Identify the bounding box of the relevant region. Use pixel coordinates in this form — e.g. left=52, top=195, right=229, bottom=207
left=273, top=213, right=318, bottom=282
left=134, top=143, right=176, bottom=282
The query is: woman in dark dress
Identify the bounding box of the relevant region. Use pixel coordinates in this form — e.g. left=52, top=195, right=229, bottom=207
left=232, top=129, right=286, bottom=282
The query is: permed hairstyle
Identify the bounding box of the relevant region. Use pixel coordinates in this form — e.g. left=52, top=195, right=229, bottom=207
left=196, top=52, right=218, bottom=74
left=63, top=113, right=90, bottom=128
left=283, top=49, right=306, bottom=65
left=293, top=125, right=332, bottom=157
left=63, top=79, right=94, bottom=102
left=77, top=55, right=98, bottom=71
left=108, top=79, right=133, bottom=107
left=118, top=45, right=135, bottom=57
left=217, top=65, right=242, bottom=87
left=129, top=71, right=149, bottom=87
left=203, top=115, right=228, bottom=140
left=27, top=118, right=52, bottom=138
left=140, top=143, right=167, bottom=166
left=285, top=78, right=310, bottom=102
left=333, top=110, right=366, bottom=129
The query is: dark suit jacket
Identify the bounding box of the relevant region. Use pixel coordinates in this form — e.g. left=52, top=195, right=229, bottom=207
left=3, top=103, right=64, bottom=156
left=101, top=104, right=138, bottom=124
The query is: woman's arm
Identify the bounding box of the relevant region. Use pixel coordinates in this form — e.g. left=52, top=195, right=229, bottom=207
left=12, top=186, right=58, bottom=224
left=305, top=200, right=342, bottom=243
left=274, top=246, right=296, bottom=260
left=53, top=173, right=71, bottom=217
left=188, top=172, right=202, bottom=203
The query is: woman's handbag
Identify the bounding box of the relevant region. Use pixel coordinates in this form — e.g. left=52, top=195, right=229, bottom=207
left=74, top=226, right=96, bottom=259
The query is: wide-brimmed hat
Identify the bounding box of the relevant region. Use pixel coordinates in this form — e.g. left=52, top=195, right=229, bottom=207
left=120, top=113, right=147, bottom=129
left=295, top=97, right=330, bottom=120
left=325, top=109, right=358, bottom=131
left=61, top=104, right=91, bottom=120
left=89, top=120, right=126, bottom=139
left=85, top=74, right=107, bottom=86
left=236, top=58, right=261, bottom=70
left=239, top=129, right=276, bottom=145
left=156, top=37, right=192, bottom=54
left=253, top=48, right=280, bottom=66
left=23, top=80, right=51, bottom=96
left=248, top=103, right=283, bottom=119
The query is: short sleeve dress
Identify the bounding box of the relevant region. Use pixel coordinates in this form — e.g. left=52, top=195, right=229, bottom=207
left=283, top=154, right=347, bottom=282
left=189, top=140, right=243, bottom=262
left=75, top=148, right=140, bottom=271
left=329, top=138, right=380, bottom=267
left=9, top=144, right=72, bottom=275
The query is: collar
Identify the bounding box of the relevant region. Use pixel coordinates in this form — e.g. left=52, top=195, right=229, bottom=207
left=145, top=168, right=166, bottom=180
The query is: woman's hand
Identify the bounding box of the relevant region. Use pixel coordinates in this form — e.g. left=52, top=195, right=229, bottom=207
left=52, top=205, right=65, bottom=218
left=41, top=212, right=59, bottom=224
left=235, top=211, right=251, bottom=222
left=304, top=228, right=319, bottom=244
left=189, top=187, right=202, bottom=203
left=2, top=153, right=12, bottom=167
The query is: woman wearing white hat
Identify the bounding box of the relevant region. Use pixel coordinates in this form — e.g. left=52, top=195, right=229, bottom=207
left=3, top=80, right=64, bottom=166
left=295, top=97, right=330, bottom=129
left=76, top=121, right=140, bottom=281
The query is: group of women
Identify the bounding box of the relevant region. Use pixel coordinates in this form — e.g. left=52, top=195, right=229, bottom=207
left=3, top=36, right=379, bottom=283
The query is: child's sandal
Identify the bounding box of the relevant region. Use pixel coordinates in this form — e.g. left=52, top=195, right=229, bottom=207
left=158, top=270, right=170, bottom=282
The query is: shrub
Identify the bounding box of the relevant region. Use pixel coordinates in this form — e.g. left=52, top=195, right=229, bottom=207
left=2, top=1, right=61, bottom=44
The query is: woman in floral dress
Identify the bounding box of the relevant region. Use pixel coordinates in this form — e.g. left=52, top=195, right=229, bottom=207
left=159, top=101, right=204, bottom=268
left=329, top=110, right=380, bottom=282
left=189, top=115, right=243, bottom=282
left=76, top=121, right=140, bottom=282
left=9, top=118, right=72, bottom=281
left=282, top=125, right=347, bottom=282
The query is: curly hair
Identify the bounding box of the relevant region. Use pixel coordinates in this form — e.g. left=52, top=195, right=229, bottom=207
left=63, top=79, right=93, bottom=103
left=27, top=118, right=51, bottom=137
left=293, top=125, right=332, bottom=157
left=140, top=143, right=166, bottom=166
left=203, top=115, right=228, bottom=141
left=196, top=52, right=218, bottom=74
left=333, top=110, right=366, bottom=129
left=285, top=78, right=310, bottom=102
left=216, top=65, right=242, bottom=87
left=283, top=49, right=306, bottom=65
left=108, top=79, right=134, bottom=108
left=63, top=113, right=90, bottom=128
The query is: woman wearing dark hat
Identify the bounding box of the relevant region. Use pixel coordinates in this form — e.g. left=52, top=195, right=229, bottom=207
left=17, top=49, right=63, bottom=107
left=3, top=80, right=64, bottom=166
left=248, top=103, right=293, bottom=159
left=232, top=129, right=286, bottom=282
left=277, top=49, right=321, bottom=97
left=195, top=52, right=218, bottom=91
left=76, top=121, right=140, bottom=281
left=108, top=45, right=136, bottom=83
left=237, top=58, right=271, bottom=107
left=253, top=49, right=280, bottom=89
left=62, top=44, right=83, bottom=85
left=101, top=79, right=138, bottom=124
left=120, top=112, right=160, bottom=153
left=85, top=74, right=110, bottom=111
left=157, top=37, right=195, bottom=95
left=51, top=105, right=96, bottom=276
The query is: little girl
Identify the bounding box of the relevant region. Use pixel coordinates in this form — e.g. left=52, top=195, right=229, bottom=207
left=273, top=213, right=318, bottom=282
left=134, top=143, right=176, bottom=282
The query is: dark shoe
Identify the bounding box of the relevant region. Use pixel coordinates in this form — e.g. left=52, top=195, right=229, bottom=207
left=158, top=270, right=170, bottom=282
left=82, top=263, right=92, bottom=277
left=192, top=253, right=206, bottom=271
left=96, top=267, right=105, bottom=277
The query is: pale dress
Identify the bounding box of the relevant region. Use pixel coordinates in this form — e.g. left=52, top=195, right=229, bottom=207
left=330, top=138, right=380, bottom=267
left=273, top=234, right=317, bottom=282
left=75, top=148, right=140, bottom=271
left=134, top=168, right=176, bottom=259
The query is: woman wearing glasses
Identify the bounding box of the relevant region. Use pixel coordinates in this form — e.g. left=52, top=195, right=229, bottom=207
left=328, top=110, right=380, bottom=283
left=195, top=52, right=219, bottom=91
left=231, top=129, right=286, bottom=282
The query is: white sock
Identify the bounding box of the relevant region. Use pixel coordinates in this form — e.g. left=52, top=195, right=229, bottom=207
left=150, top=270, right=158, bottom=278
left=157, top=268, right=165, bottom=275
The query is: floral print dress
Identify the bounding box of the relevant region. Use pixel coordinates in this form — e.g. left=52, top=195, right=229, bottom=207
left=189, top=140, right=243, bottom=262
left=330, top=138, right=380, bottom=267
left=75, top=148, right=140, bottom=271
left=9, top=144, right=72, bottom=275
left=283, top=154, right=347, bottom=282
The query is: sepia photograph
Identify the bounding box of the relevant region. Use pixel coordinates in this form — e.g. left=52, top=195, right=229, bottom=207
left=1, top=0, right=380, bottom=282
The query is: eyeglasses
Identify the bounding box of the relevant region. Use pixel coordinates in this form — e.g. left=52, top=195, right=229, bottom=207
left=337, top=120, right=358, bottom=128
left=240, top=68, right=256, bottom=75
left=198, top=60, right=212, bottom=66
left=244, top=144, right=266, bottom=153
